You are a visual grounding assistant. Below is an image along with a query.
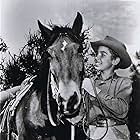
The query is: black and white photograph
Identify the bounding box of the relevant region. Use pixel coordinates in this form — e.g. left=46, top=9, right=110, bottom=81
left=0, top=0, right=140, bottom=140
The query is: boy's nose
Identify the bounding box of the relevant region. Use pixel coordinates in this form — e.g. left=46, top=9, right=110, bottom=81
left=94, top=57, right=98, bottom=63
left=96, top=52, right=102, bottom=58
left=95, top=56, right=100, bottom=63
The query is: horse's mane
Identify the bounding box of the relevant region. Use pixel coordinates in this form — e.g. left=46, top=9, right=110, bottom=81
left=50, top=25, right=85, bottom=42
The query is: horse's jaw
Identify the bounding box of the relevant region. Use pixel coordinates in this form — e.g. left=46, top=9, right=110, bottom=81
left=66, top=102, right=85, bottom=125
left=26, top=91, right=48, bottom=127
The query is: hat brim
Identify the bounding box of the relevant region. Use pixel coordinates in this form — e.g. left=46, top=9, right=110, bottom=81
left=90, top=40, right=132, bottom=69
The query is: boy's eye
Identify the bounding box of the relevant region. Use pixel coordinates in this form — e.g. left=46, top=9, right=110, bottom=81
left=102, top=53, right=106, bottom=57
left=100, top=52, right=106, bottom=57
left=97, top=51, right=107, bottom=58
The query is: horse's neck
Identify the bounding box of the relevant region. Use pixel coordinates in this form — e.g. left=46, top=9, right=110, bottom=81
left=26, top=90, right=47, bottom=128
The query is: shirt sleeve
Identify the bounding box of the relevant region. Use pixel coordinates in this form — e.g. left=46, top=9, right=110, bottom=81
left=0, top=86, right=21, bottom=103
left=92, top=78, right=132, bottom=118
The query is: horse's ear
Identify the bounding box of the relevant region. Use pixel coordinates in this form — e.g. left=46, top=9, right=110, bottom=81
left=38, top=20, right=52, bottom=39
left=72, top=12, right=83, bottom=35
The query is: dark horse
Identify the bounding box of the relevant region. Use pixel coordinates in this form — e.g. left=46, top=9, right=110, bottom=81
left=128, top=65, right=140, bottom=140
left=11, top=12, right=86, bottom=140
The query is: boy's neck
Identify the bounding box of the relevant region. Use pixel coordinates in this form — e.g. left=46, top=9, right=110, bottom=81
left=100, top=68, right=114, bottom=80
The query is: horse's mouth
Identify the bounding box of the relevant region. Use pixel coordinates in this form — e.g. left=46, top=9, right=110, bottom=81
left=59, top=99, right=82, bottom=119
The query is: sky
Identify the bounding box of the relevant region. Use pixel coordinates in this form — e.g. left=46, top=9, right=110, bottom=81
left=0, top=0, right=140, bottom=64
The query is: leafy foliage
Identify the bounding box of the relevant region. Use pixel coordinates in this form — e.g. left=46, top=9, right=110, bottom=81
left=0, top=38, right=8, bottom=52
left=0, top=31, right=46, bottom=90
left=83, top=42, right=97, bottom=78
left=3, top=59, right=26, bottom=88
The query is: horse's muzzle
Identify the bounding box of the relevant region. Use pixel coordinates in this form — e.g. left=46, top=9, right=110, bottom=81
left=58, top=92, right=81, bottom=118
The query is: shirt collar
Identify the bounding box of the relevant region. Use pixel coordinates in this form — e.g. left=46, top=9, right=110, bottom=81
left=95, top=72, right=118, bottom=82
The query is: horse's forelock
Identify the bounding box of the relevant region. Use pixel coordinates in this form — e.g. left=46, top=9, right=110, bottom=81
left=47, top=25, right=85, bottom=47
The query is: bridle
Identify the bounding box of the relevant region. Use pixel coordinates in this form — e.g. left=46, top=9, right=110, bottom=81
left=46, top=34, right=110, bottom=139
left=47, top=60, right=109, bottom=140
left=45, top=30, right=84, bottom=122
left=46, top=30, right=84, bottom=50
left=47, top=64, right=84, bottom=123
left=81, top=76, right=109, bottom=140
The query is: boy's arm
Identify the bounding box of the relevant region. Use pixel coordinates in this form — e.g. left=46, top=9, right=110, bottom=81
left=91, top=78, right=132, bottom=118
left=0, top=77, right=31, bottom=103
left=0, top=86, right=20, bottom=103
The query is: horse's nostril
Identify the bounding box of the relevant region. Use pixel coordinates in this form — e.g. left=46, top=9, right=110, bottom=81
left=67, top=92, right=78, bottom=112
left=58, top=94, right=65, bottom=103
left=74, top=91, right=77, bottom=96
left=71, top=92, right=78, bottom=104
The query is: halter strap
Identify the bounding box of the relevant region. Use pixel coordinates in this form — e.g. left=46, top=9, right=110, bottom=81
left=50, top=72, right=59, bottom=103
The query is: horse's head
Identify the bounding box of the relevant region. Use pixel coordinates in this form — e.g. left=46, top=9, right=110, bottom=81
left=38, top=13, right=85, bottom=119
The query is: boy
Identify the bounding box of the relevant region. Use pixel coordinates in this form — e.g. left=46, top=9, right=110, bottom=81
left=83, top=36, right=132, bottom=140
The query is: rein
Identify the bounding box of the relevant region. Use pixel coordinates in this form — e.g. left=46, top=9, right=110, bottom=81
left=81, top=76, right=109, bottom=140
left=48, top=65, right=109, bottom=140
left=46, top=66, right=59, bottom=126
left=46, top=50, right=109, bottom=140
left=47, top=65, right=83, bottom=126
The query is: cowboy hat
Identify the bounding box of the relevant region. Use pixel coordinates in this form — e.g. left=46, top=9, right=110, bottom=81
left=90, top=36, right=132, bottom=69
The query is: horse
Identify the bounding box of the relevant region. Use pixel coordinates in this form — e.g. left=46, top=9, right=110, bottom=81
left=8, top=12, right=86, bottom=140
left=128, top=64, right=140, bottom=140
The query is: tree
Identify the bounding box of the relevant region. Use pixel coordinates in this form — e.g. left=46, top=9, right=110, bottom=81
left=128, top=50, right=140, bottom=140
left=0, top=38, right=8, bottom=90
left=0, top=38, right=8, bottom=52
left=0, top=31, right=46, bottom=90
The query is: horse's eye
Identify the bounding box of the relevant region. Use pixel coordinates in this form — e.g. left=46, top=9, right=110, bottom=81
left=46, top=52, right=52, bottom=58
left=78, top=46, right=83, bottom=53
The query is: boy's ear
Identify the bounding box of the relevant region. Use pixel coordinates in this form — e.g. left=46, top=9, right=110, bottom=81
left=112, top=57, right=120, bottom=66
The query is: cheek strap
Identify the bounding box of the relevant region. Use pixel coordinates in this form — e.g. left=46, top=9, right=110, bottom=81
left=50, top=72, right=59, bottom=103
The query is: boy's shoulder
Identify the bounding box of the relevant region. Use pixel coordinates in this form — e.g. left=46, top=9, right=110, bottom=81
left=114, top=73, right=132, bottom=85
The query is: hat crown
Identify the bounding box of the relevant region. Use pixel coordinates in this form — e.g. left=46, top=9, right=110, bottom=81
left=104, top=36, right=126, bottom=50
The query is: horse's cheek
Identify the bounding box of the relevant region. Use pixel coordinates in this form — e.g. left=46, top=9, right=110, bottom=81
left=16, top=106, right=26, bottom=137
left=26, top=93, right=48, bottom=128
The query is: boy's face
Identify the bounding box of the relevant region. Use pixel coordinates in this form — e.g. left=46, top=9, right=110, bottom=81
left=95, top=46, right=114, bottom=71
